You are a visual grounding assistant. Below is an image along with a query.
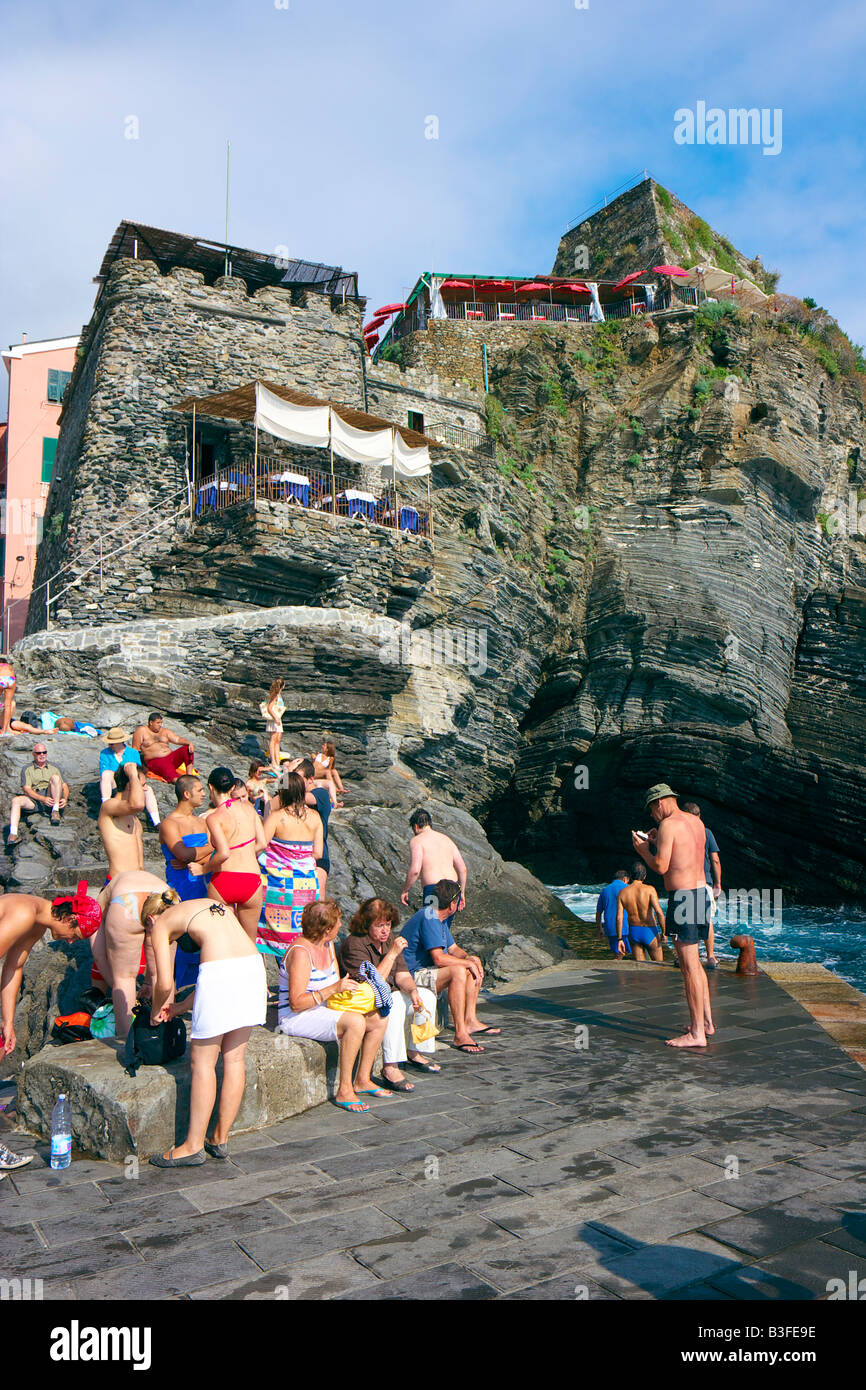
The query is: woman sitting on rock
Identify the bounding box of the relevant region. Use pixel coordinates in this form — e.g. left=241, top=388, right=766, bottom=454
left=0, top=655, right=16, bottom=735
left=312, top=739, right=344, bottom=807
left=340, top=898, right=440, bottom=1089
left=278, top=900, right=388, bottom=1113
left=143, top=890, right=267, bottom=1167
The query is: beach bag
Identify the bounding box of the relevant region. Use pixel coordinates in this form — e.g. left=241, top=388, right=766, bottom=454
left=52, top=1012, right=93, bottom=1044
left=410, top=1009, right=440, bottom=1045
left=122, top=1002, right=186, bottom=1077
left=326, top=981, right=377, bottom=1015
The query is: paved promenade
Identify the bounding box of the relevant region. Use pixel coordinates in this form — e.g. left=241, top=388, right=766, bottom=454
left=1, top=962, right=864, bottom=1300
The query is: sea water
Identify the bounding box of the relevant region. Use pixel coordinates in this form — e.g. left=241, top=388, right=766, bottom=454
left=551, top=883, right=866, bottom=994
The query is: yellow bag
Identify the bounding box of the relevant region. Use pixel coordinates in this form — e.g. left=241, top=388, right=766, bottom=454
left=410, top=1009, right=440, bottom=1044
left=326, top=982, right=376, bottom=1015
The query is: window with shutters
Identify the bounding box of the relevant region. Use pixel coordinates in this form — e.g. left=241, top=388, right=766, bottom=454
left=407, top=410, right=424, bottom=433
left=41, top=437, right=57, bottom=483
left=46, top=369, right=72, bottom=403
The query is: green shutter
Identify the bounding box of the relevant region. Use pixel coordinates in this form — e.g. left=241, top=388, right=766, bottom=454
left=41, top=437, right=57, bottom=482
left=47, top=369, right=59, bottom=403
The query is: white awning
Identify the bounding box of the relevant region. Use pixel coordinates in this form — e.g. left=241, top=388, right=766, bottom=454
left=254, top=382, right=431, bottom=477
left=254, top=383, right=330, bottom=447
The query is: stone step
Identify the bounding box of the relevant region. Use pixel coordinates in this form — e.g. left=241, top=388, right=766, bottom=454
left=19, top=1024, right=336, bottom=1162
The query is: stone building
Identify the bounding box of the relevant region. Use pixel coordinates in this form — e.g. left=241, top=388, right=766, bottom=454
left=27, top=223, right=478, bottom=633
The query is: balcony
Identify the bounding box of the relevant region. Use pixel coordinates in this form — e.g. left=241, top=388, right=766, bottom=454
left=193, top=454, right=433, bottom=539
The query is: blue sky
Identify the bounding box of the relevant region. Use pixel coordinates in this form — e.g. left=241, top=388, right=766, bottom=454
left=2, top=0, right=865, bottom=405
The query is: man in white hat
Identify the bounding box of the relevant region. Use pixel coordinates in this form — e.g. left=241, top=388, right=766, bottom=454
left=632, top=783, right=715, bottom=1048
left=99, top=727, right=160, bottom=827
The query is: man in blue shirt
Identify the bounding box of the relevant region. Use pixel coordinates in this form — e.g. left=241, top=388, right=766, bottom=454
left=596, top=869, right=631, bottom=956
left=401, top=878, right=495, bottom=1054
left=99, top=727, right=160, bottom=827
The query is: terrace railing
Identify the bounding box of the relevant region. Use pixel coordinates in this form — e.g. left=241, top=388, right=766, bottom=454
left=425, top=422, right=495, bottom=457
left=194, top=455, right=432, bottom=539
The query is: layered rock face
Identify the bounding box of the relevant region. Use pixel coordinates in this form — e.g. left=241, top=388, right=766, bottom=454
left=16, top=305, right=866, bottom=903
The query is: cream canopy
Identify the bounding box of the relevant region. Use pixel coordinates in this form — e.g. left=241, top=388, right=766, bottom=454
left=174, top=380, right=432, bottom=477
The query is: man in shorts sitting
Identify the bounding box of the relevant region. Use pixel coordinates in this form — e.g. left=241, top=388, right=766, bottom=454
left=400, top=879, right=494, bottom=1054
left=8, top=744, right=69, bottom=841
left=615, top=863, right=665, bottom=962
left=132, top=713, right=195, bottom=784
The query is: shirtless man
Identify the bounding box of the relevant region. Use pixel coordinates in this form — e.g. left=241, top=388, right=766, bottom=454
left=159, top=776, right=212, bottom=901
left=1, top=890, right=100, bottom=1058
left=132, top=712, right=195, bottom=784
left=615, top=862, right=665, bottom=963
left=206, top=766, right=266, bottom=942
left=1, top=887, right=102, bottom=1166
left=98, top=763, right=147, bottom=880
left=632, top=783, right=714, bottom=1047
left=90, top=868, right=170, bottom=1039
left=401, top=809, right=468, bottom=921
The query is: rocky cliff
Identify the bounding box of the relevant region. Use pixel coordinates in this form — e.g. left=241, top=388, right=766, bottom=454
left=13, top=301, right=866, bottom=911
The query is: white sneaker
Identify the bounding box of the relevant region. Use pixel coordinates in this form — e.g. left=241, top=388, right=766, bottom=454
left=0, top=1142, right=34, bottom=1171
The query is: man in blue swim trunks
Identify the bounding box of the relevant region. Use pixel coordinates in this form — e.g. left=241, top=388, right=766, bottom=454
left=596, top=869, right=631, bottom=956
left=615, top=863, right=665, bottom=962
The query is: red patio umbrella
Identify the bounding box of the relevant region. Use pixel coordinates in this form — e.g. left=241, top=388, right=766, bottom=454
left=363, top=315, right=390, bottom=334
left=557, top=282, right=590, bottom=293
left=365, top=333, right=379, bottom=350
left=652, top=265, right=689, bottom=278
left=440, top=279, right=474, bottom=290
left=613, top=270, right=645, bottom=290
left=515, top=282, right=550, bottom=294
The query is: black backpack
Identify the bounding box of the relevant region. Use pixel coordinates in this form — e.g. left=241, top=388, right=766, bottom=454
left=122, top=1002, right=187, bottom=1077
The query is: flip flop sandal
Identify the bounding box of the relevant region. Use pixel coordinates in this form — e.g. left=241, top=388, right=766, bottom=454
left=333, top=1099, right=370, bottom=1112
left=405, top=1057, right=441, bottom=1073
left=379, top=1077, right=415, bottom=1092
left=452, top=1042, right=485, bottom=1054
left=149, top=1147, right=206, bottom=1167
left=471, top=1026, right=501, bottom=1036
left=354, top=1087, right=395, bottom=1099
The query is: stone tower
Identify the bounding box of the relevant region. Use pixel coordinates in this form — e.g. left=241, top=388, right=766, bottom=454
left=552, top=176, right=776, bottom=292
left=28, top=226, right=367, bottom=632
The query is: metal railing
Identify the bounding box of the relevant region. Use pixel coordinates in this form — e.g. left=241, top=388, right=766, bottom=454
left=194, top=456, right=433, bottom=538
left=425, top=422, right=495, bottom=456
left=5, top=486, right=190, bottom=637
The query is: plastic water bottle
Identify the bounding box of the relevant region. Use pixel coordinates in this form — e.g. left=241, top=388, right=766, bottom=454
left=50, top=1093, right=72, bottom=1170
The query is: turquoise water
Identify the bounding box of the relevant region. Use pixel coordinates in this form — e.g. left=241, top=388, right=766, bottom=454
left=551, top=883, right=866, bottom=995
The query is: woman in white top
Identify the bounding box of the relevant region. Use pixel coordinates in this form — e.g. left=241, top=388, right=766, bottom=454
left=278, top=899, right=390, bottom=1112
left=312, top=739, right=344, bottom=808
left=264, top=678, right=286, bottom=773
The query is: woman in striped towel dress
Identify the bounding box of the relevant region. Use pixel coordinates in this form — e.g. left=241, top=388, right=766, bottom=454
left=258, top=772, right=323, bottom=958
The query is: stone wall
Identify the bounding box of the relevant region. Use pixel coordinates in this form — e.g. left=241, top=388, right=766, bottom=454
left=552, top=176, right=773, bottom=290
left=28, top=258, right=369, bottom=632
left=366, top=360, right=486, bottom=435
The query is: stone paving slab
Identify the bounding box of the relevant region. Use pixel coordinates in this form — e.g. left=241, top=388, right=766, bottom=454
left=2, top=961, right=864, bottom=1300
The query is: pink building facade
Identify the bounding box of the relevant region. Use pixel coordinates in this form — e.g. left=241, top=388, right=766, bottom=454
left=1, top=336, right=79, bottom=648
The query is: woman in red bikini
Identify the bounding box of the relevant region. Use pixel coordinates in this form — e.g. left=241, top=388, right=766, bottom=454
left=206, top=766, right=266, bottom=943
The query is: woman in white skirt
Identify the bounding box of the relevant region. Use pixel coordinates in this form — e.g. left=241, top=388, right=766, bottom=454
left=142, top=890, right=267, bottom=1166
left=279, top=900, right=388, bottom=1113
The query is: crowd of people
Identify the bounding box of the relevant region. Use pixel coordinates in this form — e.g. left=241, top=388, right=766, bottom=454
left=0, top=690, right=499, bottom=1171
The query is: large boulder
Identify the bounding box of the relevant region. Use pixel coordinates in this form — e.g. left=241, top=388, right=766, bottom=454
left=18, top=1027, right=335, bottom=1162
